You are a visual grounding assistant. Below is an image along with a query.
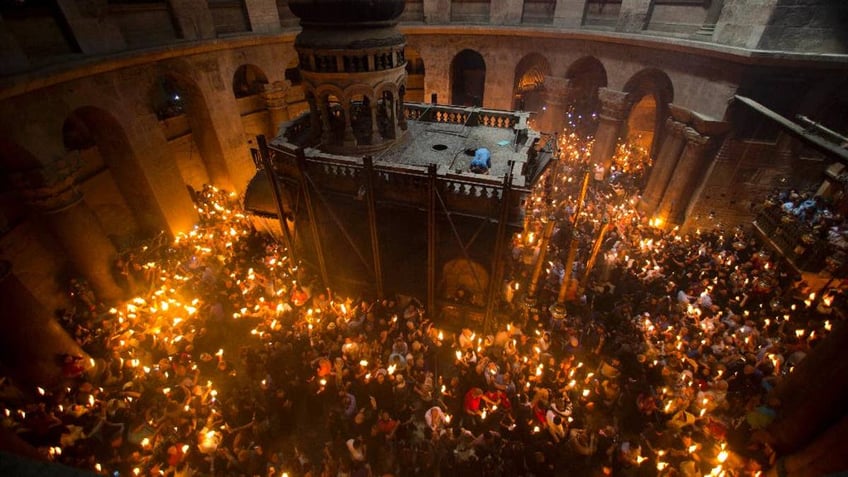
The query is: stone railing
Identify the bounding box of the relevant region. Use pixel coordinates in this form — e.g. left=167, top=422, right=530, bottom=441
left=403, top=103, right=522, bottom=130
left=754, top=201, right=829, bottom=272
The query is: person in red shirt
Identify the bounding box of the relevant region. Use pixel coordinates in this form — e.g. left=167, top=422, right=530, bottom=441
left=463, top=387, right=495, bottom=429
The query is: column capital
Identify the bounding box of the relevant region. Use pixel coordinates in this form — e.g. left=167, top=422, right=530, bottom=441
left=8, top=154, right=83, bottom=213
left=543, top=76, right=572, bottom=97
left=262, top=80, right=291, bottom=109
left=665, top=117, right=688, bottom=138
left=683, top=126, right=711, bottom=148
left=597, top=88, right=632, bottom=122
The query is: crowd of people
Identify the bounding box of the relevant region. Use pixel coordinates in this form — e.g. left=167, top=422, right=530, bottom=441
left=0, top=147, right=844, bottom=477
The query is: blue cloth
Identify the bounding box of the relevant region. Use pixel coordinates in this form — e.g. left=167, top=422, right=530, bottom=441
left=471, top=148, right=491, bottom=170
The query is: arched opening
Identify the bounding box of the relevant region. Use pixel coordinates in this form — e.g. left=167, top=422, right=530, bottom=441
left=232, top=64, right=269, bottom=98
left=451, top=49, right=486, bottom=107
left=404, top=47, right=425, bottom=102
left=565, top=56, right=608, bottom=136
left=151, top=71, right=234, bottom=192
left=512, top=53, right=550, bottom=113
left=441, top=258, right=489, bottom=306
left=63, top=107, right=165, bottom=242
left=622, top=68, right=674, bottom=159
left=378, top=89, right=397, bottom=139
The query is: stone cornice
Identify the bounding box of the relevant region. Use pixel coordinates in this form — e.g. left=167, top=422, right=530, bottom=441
left=1, top=24, right=846, bottom=101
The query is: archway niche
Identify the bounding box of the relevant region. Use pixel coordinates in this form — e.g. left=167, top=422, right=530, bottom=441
left=232, top=64, right=269, bottom=98
left=404, top=47, right=425, bottom=102
left=151, top=71, right=234, bottom=192
left=451, top=49, right=486, bottom=107
left=565, top=56, right=608, bottom=136
left=512, top=53, right=550, bottom=113
left=622, top=68, right=674, bottom=158
left=62, top=107, right=161, bottom=242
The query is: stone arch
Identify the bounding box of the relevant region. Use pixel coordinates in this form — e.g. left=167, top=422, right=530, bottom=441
left=451, top=49, right=486, bottom=107
left=63, top=106, right=168, bottom=240
left=512, top=52, right=550, bottom=112
left=151, top=64, right=235, bottom=192
left=622, top=68, right=674, bottom=157
left=232, top=64, right=269, bottom=98
left=345, top=85, right=378, bottom=145
left=565, top=56, right=608, bottom=133
left=404, top=46, right=425, bottom=102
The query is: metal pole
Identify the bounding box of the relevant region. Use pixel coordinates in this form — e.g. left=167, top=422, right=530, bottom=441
left=484, top=161, right=514, bottom=332
left=295, top=148, right=329, bottom=288
left=363, top=156, right=384, bottom=297
left=579, top=220, right=611, bottom=289
left=526, top=216, right=556, bottom=297
left=256, top=136, right=296, bottom=260
left=553, top=170, right=591, bottom=310
left=427, top=164, right=437, bottom=317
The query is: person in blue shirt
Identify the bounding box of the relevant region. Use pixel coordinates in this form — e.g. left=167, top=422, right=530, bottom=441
left=470, top=148, right=491, bottom=174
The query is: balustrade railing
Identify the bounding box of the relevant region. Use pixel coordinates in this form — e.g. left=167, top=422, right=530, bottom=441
left=754, top=202, right=828, bottom=272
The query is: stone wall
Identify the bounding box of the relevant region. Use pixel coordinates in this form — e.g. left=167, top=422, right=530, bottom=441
left=758, top=0, right=848, bottom=54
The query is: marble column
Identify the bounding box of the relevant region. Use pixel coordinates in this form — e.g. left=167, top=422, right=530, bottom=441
left=262, top=81, right=291, bottom=136
left=539, top=76, right=572, bottom=134
left=397, top=88, right=407, bottom=131
left=591, top=88, right=631, bottom=170
left=616, top=0, right=652, bottom=33
left=369, top=102, right=380, bottom=144
left=655, top=127, right=711, bottom=225
left=0, top=261, right=92, bottom=387
left=639, top=117, right=688, bottom=215
left=10, top=154, right=125, bottom=304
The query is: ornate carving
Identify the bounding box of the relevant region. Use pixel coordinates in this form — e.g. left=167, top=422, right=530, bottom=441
left=683, top=127, right=710, bottom=149
left=262, top=81, right=291, bottom=109
left=665, top=118, right=688, bottom=138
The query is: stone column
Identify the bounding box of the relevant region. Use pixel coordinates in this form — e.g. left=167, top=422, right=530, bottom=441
left=369, top=102, right=380, bottom=144
left=307, top=93, right=322, bottom=142
left=490, top=0, right=523, bottom=25
left=244, top=0, right=282, bottom=34
left=11, top=158, right=124, bottom=303
left=10, top=154, right=125, bottom=304
left=168, top=0, right=216, bottom=40
left=616, top=0, right=653, bottom=33
left=655, top=127, right=711, bottom=225
left=0, top=261, right=92, bottom=387
left=591, top=88, right=631, bottom=170
left=553, top=0, right=588, bottom=27
left=538, top=76, right=571, bottom=134
left=55, top=0, right=126, bottom=54
left=639, top=117, right=687, bottom=215
left=0, top=14, right=29, bottom=76
left=262, top=81, right=291, bottom=135
left=692, top=0, right=724, bottom=41
left=318, top=97, right=333, bottom=143
left=397, top=88, right=407, bottom=131
left=342, top=103, right=356, bottom=146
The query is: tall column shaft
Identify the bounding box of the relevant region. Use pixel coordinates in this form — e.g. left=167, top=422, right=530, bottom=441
left=591, top=88, right=631, bottom=170
left=616, top=0, right=652, bottom=32
left=0, top=262, right=91, bottom=387
left=539, top=76, right=571, bottom=134
left=11, top=155, right=124, bottom=304
left=244, top=0, right=282, bottom=34
left=655, top=127, right=711, bottom=225
left=553, top=0, right=587, bottom=27
left=639, top=118, right=687, bottom=215
left=55, top=0, right=126, bottom=54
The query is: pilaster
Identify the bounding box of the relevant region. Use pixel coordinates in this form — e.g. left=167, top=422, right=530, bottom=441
left=244, top=0, right=283, bottom=34
left=55, top=0, right=126, bottom=54
left=615, top=0, right=652, bottom=33
left=168, top=0, right=216, bottom=40
left=639, top=117, right=687, bottom=215
left=655, top=127, right=711, bottom=225
left=591, top=87, right=631, bottom=170
left=491, top=0, right=523, bottom=25
left=553, top=0, right=587, bottom=28
left=423, top=0, right=451, bottom=23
